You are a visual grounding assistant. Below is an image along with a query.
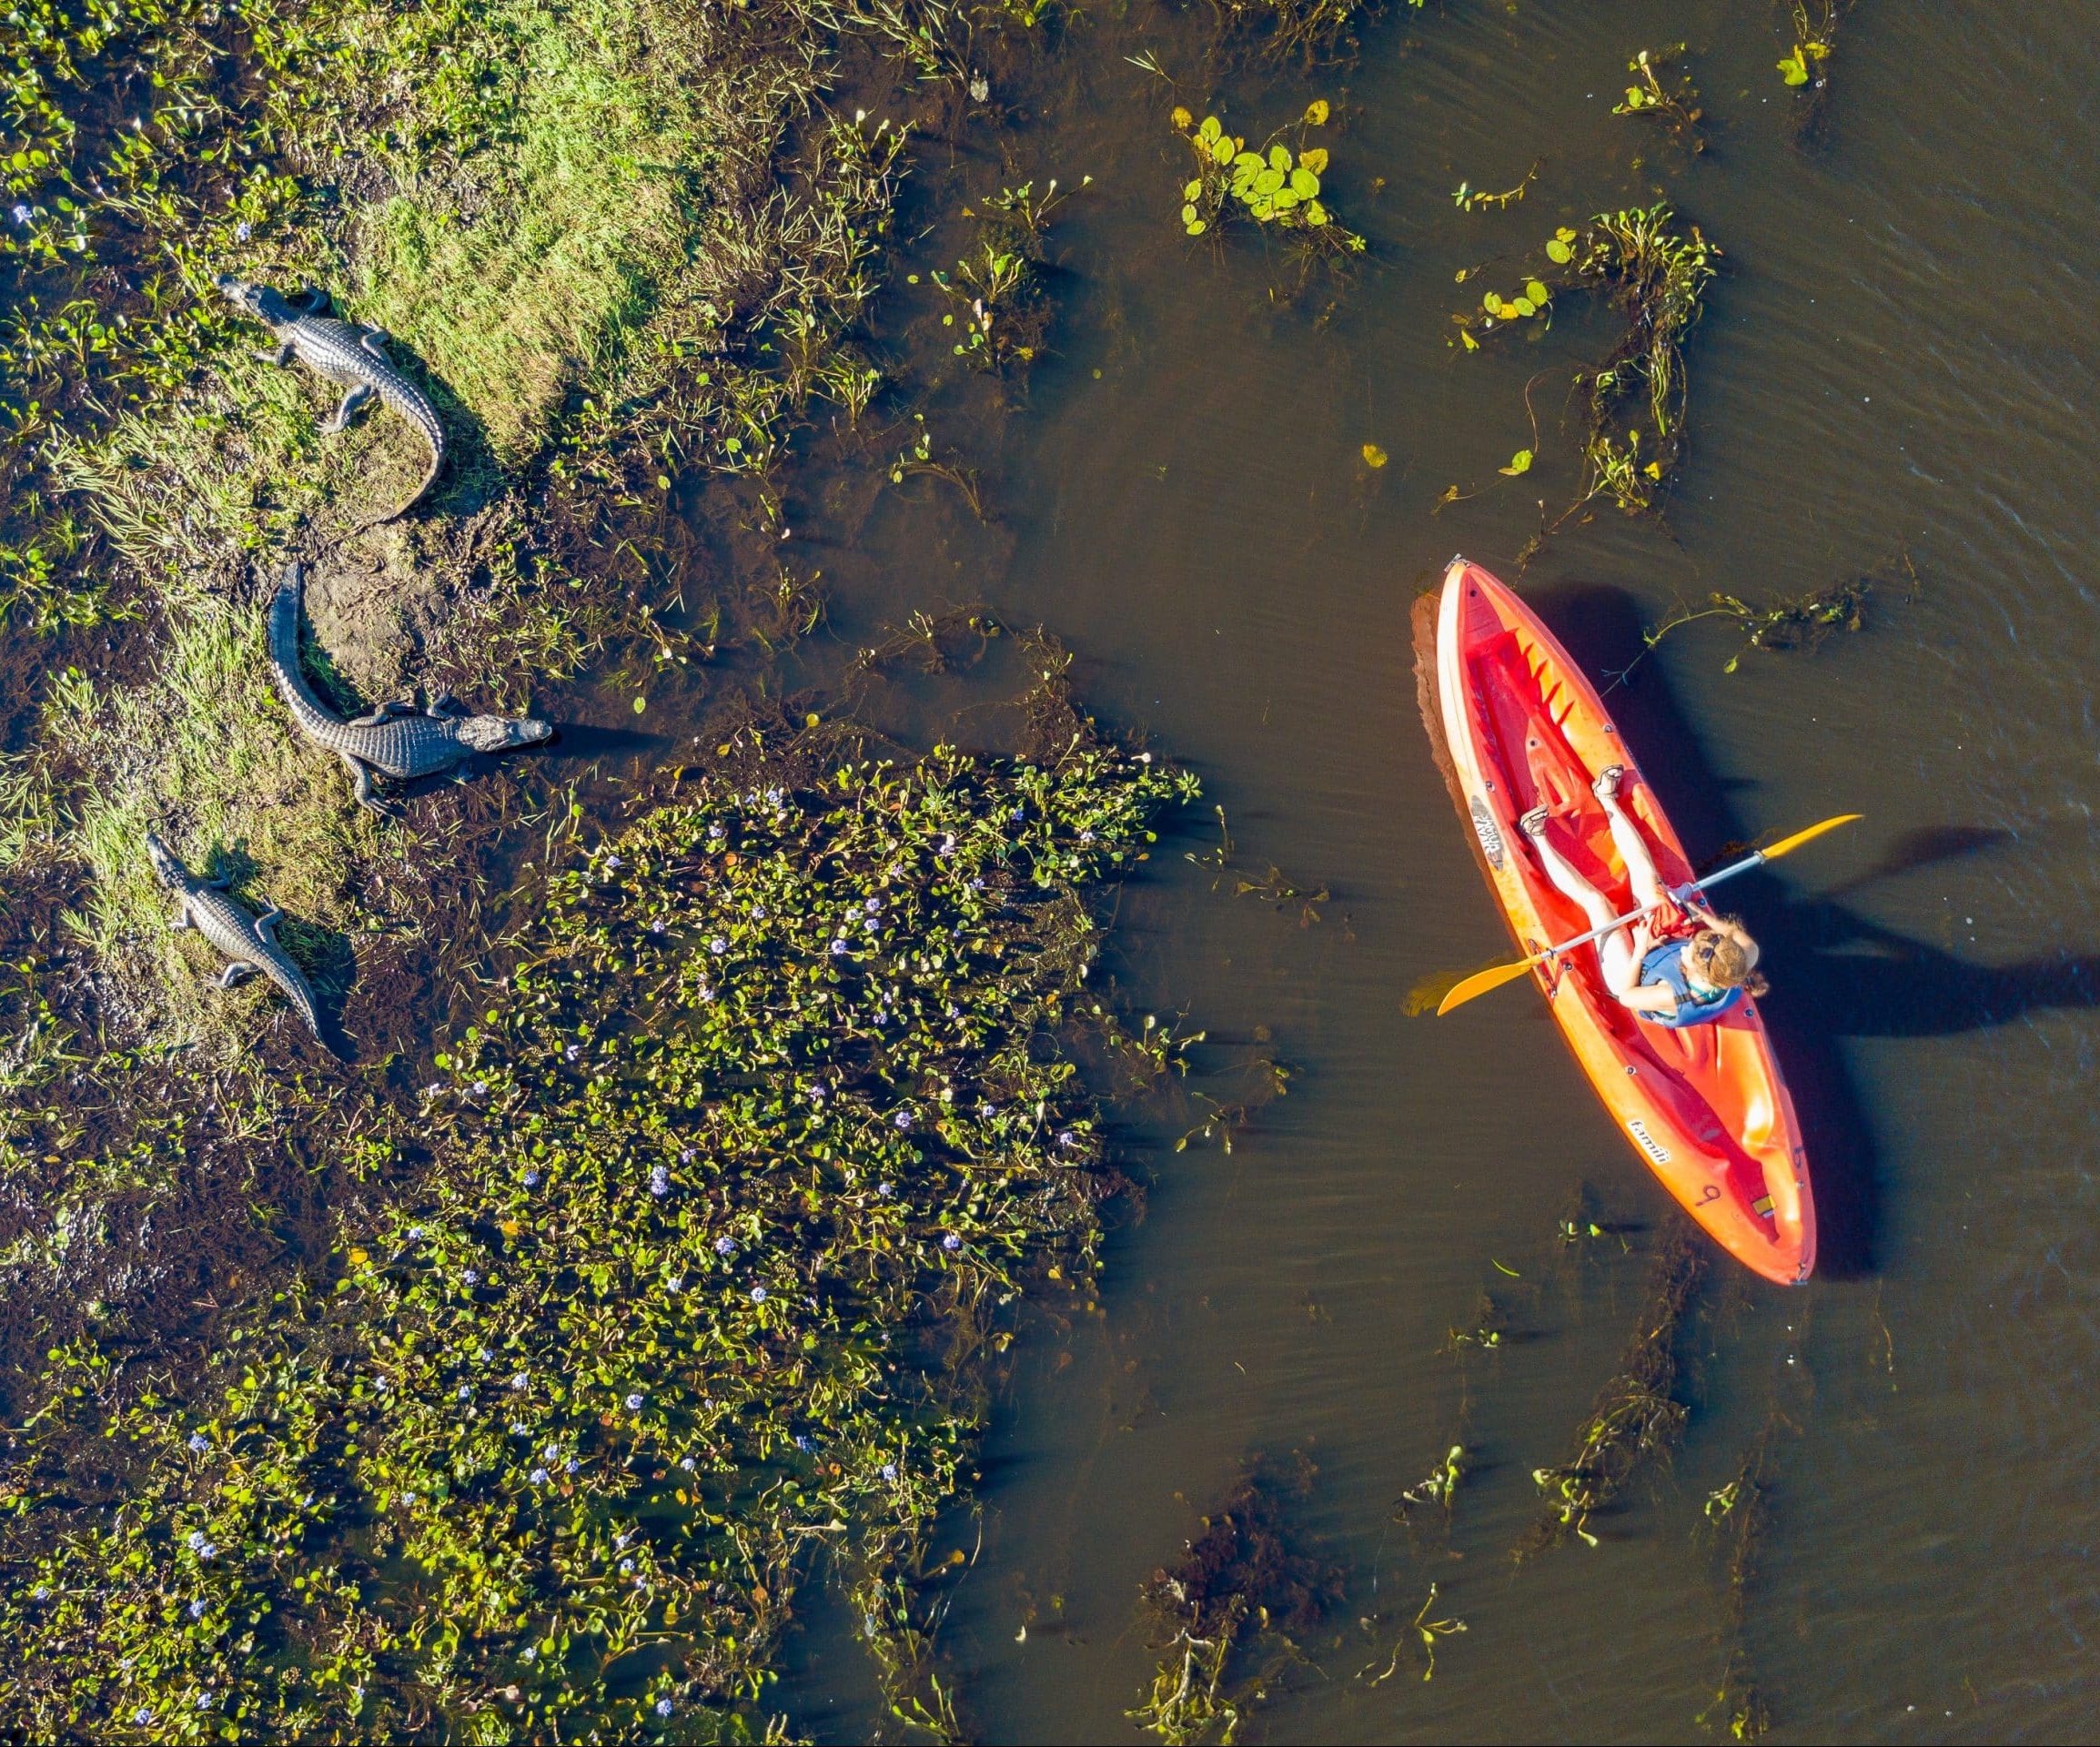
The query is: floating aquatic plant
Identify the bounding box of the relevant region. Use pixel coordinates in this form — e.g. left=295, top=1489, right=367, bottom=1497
left=1627, top=547, right=1919, bottom=677
left=1451, top=203, right=1718, bottom=523
left=1613, top=45, right=1704, bottom=151
left=1172, top=103, right=1364, bottom=258
left=0, top=741, right=1197, bottom=1739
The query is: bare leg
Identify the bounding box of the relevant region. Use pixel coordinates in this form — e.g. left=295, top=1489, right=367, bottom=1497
left=1595, top=773, right=1667, bottom=913
left=1523, top=813, right=1638, bottom=993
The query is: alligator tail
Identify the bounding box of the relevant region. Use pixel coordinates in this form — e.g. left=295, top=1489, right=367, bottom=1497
left=368, top=391, right=446, bottom=525
left=268, top=565, right=346, bottom=740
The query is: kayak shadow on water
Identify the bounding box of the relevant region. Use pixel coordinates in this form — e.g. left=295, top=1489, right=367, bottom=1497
left=1536, top=583, right=2085, bottom=1277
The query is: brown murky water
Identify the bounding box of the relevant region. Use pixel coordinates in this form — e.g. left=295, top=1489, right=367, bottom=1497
left=728, top=2, right=2100, bottom=1739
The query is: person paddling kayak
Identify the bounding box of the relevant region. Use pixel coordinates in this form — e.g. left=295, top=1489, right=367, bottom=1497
left=1519, top=765, right=1766, bottom=1027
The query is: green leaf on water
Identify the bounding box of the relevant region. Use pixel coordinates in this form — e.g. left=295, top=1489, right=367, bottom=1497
left=1545, top=238, right=1573, bottom=264
left=1212, top=136, right=1236, bottom=166
left=1362, top=443, right=1388, bottom=469
left=1255, top=167, right=1285, bottom=196
left=633, top=696, right=647, bottom=713
left=1181, top=203, right=1198, bottom=226
left=1525, top=279, right=1549, bottom=305
left=1186, top=218, right=1207, bottom=236
left=1499, top=449, right=1533, bottom=476
left=1304, top=98, right=1330, bottom=126
left=1300, top=146, right=1328, bottom=175
left=1290, top=167, right=1319, bottom=198
left=1778, top=47, right=1810, bottom=85
left=1198, top=115, right=1222, bottom=143
left=1268, top=145, right=1291, bottom=173
left=1306, top=199, right=1329, bottom=227
left=1511, top=296, right=1535, bottom=317
left=1184, top=179, right=1202, bottom=200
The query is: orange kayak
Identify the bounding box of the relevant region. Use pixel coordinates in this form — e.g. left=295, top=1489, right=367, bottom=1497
left=1430, top=558, right=1815, bottom=1284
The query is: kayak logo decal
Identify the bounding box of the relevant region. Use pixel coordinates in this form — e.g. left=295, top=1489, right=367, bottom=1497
left=1626, top=1118, right=1672, bottom=1166
left=1469, top=797, right=1504, bottom=870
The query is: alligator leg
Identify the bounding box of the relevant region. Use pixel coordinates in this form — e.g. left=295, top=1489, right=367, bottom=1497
left=453, top=759, right=476, bottom=785
left=426, top=691, right=459, bottom=718
left=322, top=382, right=374, bottom=435
left=295, top=287, right=329, bottom=314
left=169, top=904, right=193, bottom=932
left=342, top=753, right=390, bottom=815
left=346, top=700, right=417, bottom=727
left=358, top=328, right=394, bottom=359
left=253, top=904, right=283, bottom=940
left=256, top=344, right=295, bottom=367
left=217, top=962, right=258, bottom=988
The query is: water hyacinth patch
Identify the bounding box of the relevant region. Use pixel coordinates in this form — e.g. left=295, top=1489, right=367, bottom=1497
left=0, top=742, right=1194, bottom=1739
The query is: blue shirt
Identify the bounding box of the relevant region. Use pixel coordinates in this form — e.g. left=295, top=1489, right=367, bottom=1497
left=1638, top=939, right=1745, bottom=1028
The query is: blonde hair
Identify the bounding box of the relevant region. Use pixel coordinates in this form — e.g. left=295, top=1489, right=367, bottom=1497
left=1691, top=928, right=1768, bottom=997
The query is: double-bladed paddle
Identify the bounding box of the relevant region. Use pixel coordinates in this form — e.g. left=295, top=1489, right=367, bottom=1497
left=1433, top=813, right=1863, bottom=1016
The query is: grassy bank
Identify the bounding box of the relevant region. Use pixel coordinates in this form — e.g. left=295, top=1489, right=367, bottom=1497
left=3, top=0, right=902, bottom=1052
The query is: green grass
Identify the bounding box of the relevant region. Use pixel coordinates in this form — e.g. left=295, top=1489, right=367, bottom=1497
left=46, top=604, right=368, bottom=1050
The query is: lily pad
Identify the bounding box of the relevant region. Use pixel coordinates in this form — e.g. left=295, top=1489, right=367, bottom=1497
left=1289, top=167, right=1319, bottom=198
left=1305, top=98, right=1331, bottom=126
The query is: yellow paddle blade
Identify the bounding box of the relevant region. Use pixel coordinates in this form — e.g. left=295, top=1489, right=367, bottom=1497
left=1755, top=813, right=1863, bottom=862
left=1435, top=954, right=1547, bottom=1015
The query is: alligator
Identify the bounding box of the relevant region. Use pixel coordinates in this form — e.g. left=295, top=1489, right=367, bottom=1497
left=268, top=563, right=553, bottom=813
left=215, top=273, right=446, bottom=522
left=146, top=832, right=325, bottom=1042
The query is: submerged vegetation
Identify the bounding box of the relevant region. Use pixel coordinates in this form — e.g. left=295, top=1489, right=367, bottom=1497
left=0, top=741, right=1196, bottom=1737
left=1523, top=1230, right=1704, bottom=1555
left=1130, top=1460, right=1338, bottom=1745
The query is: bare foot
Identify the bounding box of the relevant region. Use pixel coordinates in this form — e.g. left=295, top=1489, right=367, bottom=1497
left=1592, top=764, right=1625, bottom=803
left=1519, top=804, right=1550, bottom=839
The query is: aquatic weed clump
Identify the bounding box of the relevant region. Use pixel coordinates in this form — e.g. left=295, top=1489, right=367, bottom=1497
left=1450, top=202, right=1717, bottom=523
left=0, top=742, right=1196, bottom=1738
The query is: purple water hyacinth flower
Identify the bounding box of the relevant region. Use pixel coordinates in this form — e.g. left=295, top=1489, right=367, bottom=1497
left=752, top=904, right=767, bottom=920
left=750, top=1285, right=768, bottom=1303
left=1079, top=828, right=1095, bottom=843
left=938, top=833, right=956, bottom=857
left=680, top=1147, right=695, bottom=1162
left=831, top=938, right=849, bottom=955
left=864, top=896, right=882, bottom=913
left=881, top=1462, right=898, bottom=1481
left=666, top=1275, right=683, bottom=1293
left=523, top=1169, right=540, bottom=1187
left=476, top=1347, right=492, bottom=1361
left=615, top=1532, right=631, bottom=1549
left=794, top=1434, right=813, bottom=1452
left=187, top=1431, right=208, bottom=1453
left=564, top=1044, right=581, bottom=1063
left=710, top=937, right=728, bottom=954
left=680, top=1455, right=696, bottom=1471
left=544, top=1443, right=561, bottom=1460
left=968, top=876, right=986, bottom=892
left=565, top=1458, right=579, bottom=1473
left=510, top=1421, right=530, bottom=1436
left=530, top=1467, right=550, bottom=1485
left=650, top=1166, right=671, bottom=1197
left=893, top=1109, right=913, bottom=1130
left=425, top=1082, right=444, bottom=1096
left=709, top=823, right=726, bottom=840
left=399, top=1491, right=416, bottom=1508
left=461, top=1268, right=480, bottom=1286
left=234, top=219, right=252, bottom=242
left=979, top=1102, right=995, bottom=1119
left=604, top=853, right=623, bottom=871
left=699, top=983, right=717, bottom=1002
left=942, top=1232, right=964, bottom=1253
left=650, top=917, right=667, bottom=934
left=621, top=1559, right=634, bottom=1575
left=457, top=1384, right=472, bottom=1400
left=470, top=1080, right=488, bottom=1096
left=31, top=1588, right=48, bottom=1602
left=714, top=1236, right=735, bottom=1256
left=876, top=1181, right=894, bottom=1198
left=1056, top=1130, right=1077, bottom=1148
left=188, top=1598, right=207, bottom=1619
left=657, top=1698, right=675, bottom=1718
left=626, top=1392, right=644, bottom=1410
left=10, top=204, right=32, bottom=226
left=510, top=1372, right=530, bottom=1390
left=134, top=1709, right=155, bottom=1728
left=408, top=1226, right=424, bottom=1240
